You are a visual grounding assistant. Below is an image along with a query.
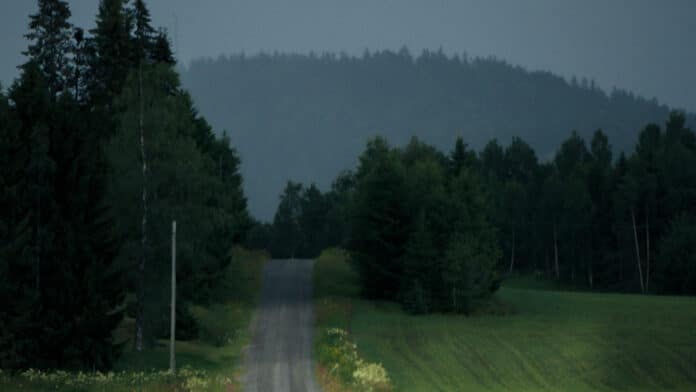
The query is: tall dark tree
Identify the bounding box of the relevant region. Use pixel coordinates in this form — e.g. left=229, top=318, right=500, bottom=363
left=350, top=138, right=410, bottom=299
left=151, top=29, right=176, bottom=65
left=89, top=0, right=133, bottom=105
left=24, top=0, right=73, bottom=98
left=0, top=47, right=125, bottom=371
left=449, top=137, right=478, bottom=175
left=271, top=182, right=305, bottom=258
left=131, top=0, right=155, bottom=63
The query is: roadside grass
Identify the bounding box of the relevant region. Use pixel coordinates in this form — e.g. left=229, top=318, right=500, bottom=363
left=314, top=248, right=696, bottom=392
left=0, top=247, right=268, bottom=392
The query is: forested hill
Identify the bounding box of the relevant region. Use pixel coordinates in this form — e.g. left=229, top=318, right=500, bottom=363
left=181, top=50, right=695, bottom=220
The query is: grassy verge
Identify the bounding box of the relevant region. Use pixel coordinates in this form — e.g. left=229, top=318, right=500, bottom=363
left=314, top=249, right=391, bottom=392
left=314, top=248, right=696, bottom=391
left=0, top=247, right=269, bottom=392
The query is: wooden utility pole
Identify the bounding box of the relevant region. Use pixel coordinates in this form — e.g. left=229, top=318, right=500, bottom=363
left=553, top=223, right=560, bottom=281
left=508, top=227, right=516, bottom=275
left=170, top=220, right=177, bottom=373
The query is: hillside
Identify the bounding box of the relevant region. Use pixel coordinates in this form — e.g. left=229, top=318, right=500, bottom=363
left=181, top=50, right=695, bottom=219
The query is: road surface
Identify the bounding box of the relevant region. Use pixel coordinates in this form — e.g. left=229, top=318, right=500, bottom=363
left=244, top=259, right=321, bottom=392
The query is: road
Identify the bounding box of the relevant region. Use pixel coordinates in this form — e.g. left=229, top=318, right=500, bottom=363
left=243, top=259, right=321, bottom=392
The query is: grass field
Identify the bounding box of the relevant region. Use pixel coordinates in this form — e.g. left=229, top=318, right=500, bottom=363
left=0, top=247, right=268, bottom=392
left=314, top=248, right=696, bottom=392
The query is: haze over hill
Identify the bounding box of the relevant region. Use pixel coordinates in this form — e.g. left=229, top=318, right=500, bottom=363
left=181, top=51, right=695, bottom=220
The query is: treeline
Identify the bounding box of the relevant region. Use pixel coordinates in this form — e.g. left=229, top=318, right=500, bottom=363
left=256, top=112, right=696, bottom=313
left=182, top=50, right=695, bottom=219
left=0, top=0, right=249, bottom=370
left=247, top=178, right=352, bottom=259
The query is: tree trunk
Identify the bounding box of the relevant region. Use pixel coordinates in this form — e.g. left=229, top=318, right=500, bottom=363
left=135, top=62, right=148, bottom=351
left=508, top=227, right=516, bottom=275
left=645, top=206, right=650, bottom=293
left=35, top=192, right=41, bottom=293
left=631, top=209, right=645, bottom=294
left=553, top=223, right=559, bottom=281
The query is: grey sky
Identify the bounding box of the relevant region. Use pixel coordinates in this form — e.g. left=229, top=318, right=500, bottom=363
left=1, top=0, right=694, bottom=112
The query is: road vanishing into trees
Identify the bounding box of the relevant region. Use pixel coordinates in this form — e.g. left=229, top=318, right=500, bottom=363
left=244, top=259, right=321, bottom=392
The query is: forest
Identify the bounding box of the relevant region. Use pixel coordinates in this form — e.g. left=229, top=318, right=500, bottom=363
left=182, top=50, right=696, bottom=219
left=0, top=0, right=250, bottom=370
left=258, top=111, right=696, bottom=312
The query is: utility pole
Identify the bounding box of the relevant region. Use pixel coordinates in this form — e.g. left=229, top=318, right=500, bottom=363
left=170, top=220, right=177, bottom=373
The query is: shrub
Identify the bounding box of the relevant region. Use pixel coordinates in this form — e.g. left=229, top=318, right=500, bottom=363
left=317, top=328, right=392, bottom=391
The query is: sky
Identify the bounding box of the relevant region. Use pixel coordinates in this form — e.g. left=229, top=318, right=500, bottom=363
left=1, top=0, right=694, bottom=112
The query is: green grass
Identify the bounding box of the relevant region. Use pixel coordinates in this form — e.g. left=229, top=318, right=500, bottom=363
left=314, top=249, right=696, bottom=392
left=0, top=247, right=269, bottom=392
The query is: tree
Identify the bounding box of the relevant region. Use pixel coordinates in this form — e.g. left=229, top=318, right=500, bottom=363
left=400, top=212, right=436, bottom=314
left=349, top=138, right=410, bottom=299
left=151, top=29, right=176, bottom=65
left=271, top=181, right=304, bottom=258
left=586, top=129, right=614, bottom=287
left=89, top=0, right=133, bottom=105
left=1, top=53, right=125, bottom=370
left=480, top=139, right=506, bottom=181
left=443, top=168, right=501, bottom=312
left=108, top=64, right=248, bottom=345
left=298, top=184, right=330, bottom=257
left=131, top=0, right=155, bottom=63
left=449, top=137, right=477, bottom=175
left=443, top=232, right=500, bottom=314
left=24, top=0, right=73, bottom=98
left=655, top=214, right=696, bottom=294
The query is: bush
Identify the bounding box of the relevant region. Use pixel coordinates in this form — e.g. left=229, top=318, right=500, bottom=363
left=656, top=214, right=696, bottom=294
left=317, top=328, right=392, bottom=391
left=191, top=304, right=238, bottom=347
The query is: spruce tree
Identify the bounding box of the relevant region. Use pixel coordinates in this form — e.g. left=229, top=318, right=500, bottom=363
left=131, top=0, right=155, bottom=63
left=151, top=29, right=176, bottom=65
left=24, top=0, right=73, bottom=98
left=89, top=0, right=133, bottom=105
left=0, top=1, right=127, bottom=368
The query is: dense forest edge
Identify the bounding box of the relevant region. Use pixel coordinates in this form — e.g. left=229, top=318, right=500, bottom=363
left=255, top=110, right=696, bottom=313
left=0, top=0, right=254, bottom=380
left=181, top=50, right=695, bottom=220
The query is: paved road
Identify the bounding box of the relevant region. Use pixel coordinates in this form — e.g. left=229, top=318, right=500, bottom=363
left=244, top=259, right=321, bottom=392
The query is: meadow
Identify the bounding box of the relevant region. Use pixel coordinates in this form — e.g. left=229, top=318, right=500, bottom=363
left=0, top=247, right=268, bottom=392
left=314, top=249, right=696, bottom=391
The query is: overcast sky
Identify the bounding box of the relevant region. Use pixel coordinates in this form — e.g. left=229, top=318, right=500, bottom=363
left=1, top=0, right=694, bottom=111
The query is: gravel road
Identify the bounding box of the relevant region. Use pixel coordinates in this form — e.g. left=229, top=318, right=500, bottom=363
left=243, top=259, right=321, bottom=392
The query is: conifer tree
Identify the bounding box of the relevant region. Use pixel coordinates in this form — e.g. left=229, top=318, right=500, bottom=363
left=24, top=0, right=73, bottom=98
left=89, top=0, right=133, bottom=105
